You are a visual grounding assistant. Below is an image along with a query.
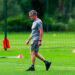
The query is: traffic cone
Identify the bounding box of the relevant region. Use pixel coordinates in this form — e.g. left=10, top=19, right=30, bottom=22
left=72, top=49, right=75, bottom=53
left=17, top=54, right=24, bottom=58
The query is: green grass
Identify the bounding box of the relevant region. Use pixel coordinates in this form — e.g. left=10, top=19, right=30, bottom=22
left=0, top=32, right=75, bottom=75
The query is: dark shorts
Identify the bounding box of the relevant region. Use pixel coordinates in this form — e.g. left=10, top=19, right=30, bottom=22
left=31, top=40, right=39, bottom=53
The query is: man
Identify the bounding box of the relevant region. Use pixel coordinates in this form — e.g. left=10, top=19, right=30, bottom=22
left=25, top=10, right=51, bottom=71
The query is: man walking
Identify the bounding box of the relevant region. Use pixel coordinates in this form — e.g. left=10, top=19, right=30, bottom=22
left=25, top=10, right=51, bottom=71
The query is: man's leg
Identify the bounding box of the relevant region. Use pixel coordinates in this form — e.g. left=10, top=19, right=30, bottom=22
left=35, top=52, right=51, bottom=71
left=35, top=53, right=45, bottom=62
left=30, top=50, right=36, bottom=65
left=26, top=50, right=36, bottom=71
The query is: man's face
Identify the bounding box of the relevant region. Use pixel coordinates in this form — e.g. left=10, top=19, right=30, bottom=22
left=29, top=13, right=35, bottom=20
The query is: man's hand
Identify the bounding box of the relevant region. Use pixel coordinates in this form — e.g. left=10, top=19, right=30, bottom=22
left=25, top=40, right=29, bottom=45
left=38, top=41, right=42, bottom=46
left=25, top=33, right=32, bottom=46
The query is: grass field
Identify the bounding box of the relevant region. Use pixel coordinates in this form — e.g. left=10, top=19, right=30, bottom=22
left=0, top=32, right=75, bottom=75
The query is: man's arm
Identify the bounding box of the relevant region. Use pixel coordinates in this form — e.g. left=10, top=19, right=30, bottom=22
left=28, top=33, right=32, bottom=41
left=25, top=33, right=32, bottom=45
left=39, top=28, right=43, bottom=41
left=38, top=28, right=43, bottom=46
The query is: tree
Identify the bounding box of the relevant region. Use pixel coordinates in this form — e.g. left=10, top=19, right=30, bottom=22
left=31, top=0, right=46, bottom=19
left=0, top=0, right=4, bottom=20
left=7, top=0, right=22, bottom=17
left=57, top=0, right=66, bottom=15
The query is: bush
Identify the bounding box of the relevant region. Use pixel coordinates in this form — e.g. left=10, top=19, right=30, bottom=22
left=68, top=18, right=75, bottom=31
left=1, top=14, right=75, bottom=32
left=51, top=22, right=66, bottom=31
left=0, top=15, right=32, bottom=32
left=43, top=15, right=67, bottom=31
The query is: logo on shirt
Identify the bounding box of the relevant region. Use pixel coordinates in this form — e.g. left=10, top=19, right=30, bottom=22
left=32, top=22, right=37, bottom=29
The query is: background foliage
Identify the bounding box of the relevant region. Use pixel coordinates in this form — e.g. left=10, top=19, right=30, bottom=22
left=0, top=0, right=75, bottom=32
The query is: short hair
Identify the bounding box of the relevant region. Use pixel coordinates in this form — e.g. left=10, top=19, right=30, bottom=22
left=29, top=10, right=37, bottom=16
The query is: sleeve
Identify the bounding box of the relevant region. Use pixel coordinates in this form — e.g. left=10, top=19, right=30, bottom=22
left=37, top=21, right=43, bottom=29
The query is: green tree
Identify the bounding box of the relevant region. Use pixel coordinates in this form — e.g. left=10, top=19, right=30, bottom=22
left=7, top=0, right=22, bottom=17
left=0, top=0, right=4, bottom=20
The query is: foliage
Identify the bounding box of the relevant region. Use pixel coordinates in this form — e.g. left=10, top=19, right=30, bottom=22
left=0, top=15, right=32, bottom=32
left=0, top=0, right=75, bottom=32
left=68, top=18, right=75, bottom=31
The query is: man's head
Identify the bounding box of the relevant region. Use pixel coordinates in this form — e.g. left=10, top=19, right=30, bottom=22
left=29, top=10, right=37, bottom=20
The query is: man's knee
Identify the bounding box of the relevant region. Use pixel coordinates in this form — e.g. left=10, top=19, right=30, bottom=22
left=35, top=52, right=38, bottom=56
left=30, top=50, right=36, bottom=56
